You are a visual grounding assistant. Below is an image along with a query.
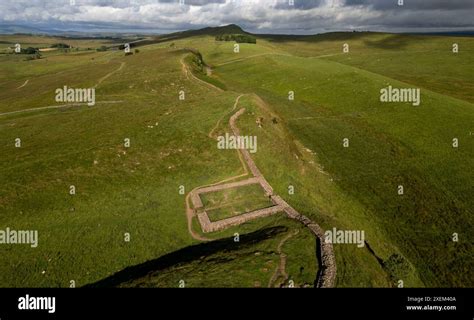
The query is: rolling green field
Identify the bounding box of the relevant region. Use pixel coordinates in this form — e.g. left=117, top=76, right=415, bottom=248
left=0, top=28, right=472, bottom=288
left=205, top=32, right=474, bottom=287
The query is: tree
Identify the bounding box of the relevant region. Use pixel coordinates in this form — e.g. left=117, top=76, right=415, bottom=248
left=215, top=34, right=257, bottom=44
left=22, top=47, right=37, bottom=54
left=51, top=43, right=70, bottom=49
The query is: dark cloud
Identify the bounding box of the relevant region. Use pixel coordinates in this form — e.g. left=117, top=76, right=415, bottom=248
left=275, top=0, right=325, bottom=10
left=0, top=0, right=473, bottom=34
left=345, top=0, right=474, bottom=10
left=158, top=0, right=225, bottom=5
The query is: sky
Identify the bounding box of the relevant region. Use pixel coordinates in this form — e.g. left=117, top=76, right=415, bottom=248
left=1, top=0, right=474, bottom=35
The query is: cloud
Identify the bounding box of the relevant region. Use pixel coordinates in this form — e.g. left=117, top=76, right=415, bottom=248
left=0, top=0, right=473, bottom=34
left=345, top=0, right=474, bottom=10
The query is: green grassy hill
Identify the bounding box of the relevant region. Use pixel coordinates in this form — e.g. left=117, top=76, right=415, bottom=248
left=203, top=31, right=473, bottom=287
left=0, top=29, right=472, bottom=288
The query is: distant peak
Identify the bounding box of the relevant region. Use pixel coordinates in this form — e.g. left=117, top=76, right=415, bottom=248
left=224, top=24, right=243, bottom=30
left=209, top=24, right=247, bottom=34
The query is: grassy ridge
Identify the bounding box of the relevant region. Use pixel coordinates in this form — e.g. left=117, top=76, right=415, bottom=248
left=230, top=94, right=394, bottom=287
left=263, top=32, right=474, bottom=103
left=212, top=42, right=473, bottom=286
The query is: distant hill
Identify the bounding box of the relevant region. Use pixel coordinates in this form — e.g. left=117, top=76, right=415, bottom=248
left=154, top=24, right=249, bottom=41
left=189, top=24, right=248, bottom=36
left=0, top=24, right=51, bottom=34
left=121, top=24, right=251, bottom=48
left=2, top=22, right=473, bottom=39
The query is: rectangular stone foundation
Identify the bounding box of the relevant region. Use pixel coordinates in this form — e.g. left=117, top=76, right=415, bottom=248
left=198, top=205, right=285, bottom=233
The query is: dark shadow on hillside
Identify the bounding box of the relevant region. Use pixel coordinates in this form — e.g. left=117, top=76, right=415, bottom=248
left=363, top=34, right=411, bottom=50
left=365, top=241, right=385, bottom=266
left=129, top=29, right=381, bottom=49
left=314, top=237, right=323, bottom=287
left=258, top=32, right=376, bottom=43
left=365, top=241, right=395, bottom=287
left=85, top=226, right=288, bottom=288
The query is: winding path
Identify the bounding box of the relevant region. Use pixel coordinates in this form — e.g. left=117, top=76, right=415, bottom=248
left=208, top=94, right=245, bottom=139
left=214, top=52, right=344, bottom=67
left=0, top=100, right=124, bottom=117
left=180, top=56, right=223, bottom=92
left=268, top=230, right=299, bottom=288
left=1, top=61, right=126, bottom=117
left=17, top=79, right=29, bottom=89
left=95, top=61, right=126, bottom=88
left=215, top=52, right=292, bottom=67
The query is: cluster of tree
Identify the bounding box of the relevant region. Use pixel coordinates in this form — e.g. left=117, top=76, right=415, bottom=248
left=14, top=46, right=42, bottom=60
left=193, top=51, right=204, bottom=69
left=125, top=49, right=140, bottom=56
left=51, top=43, right=70, bottom=48
left=26, top=50, right=41, bottom=60
left=215, top=34, right=257, bottom=44
left=19, top=47, right=38, bottom=54
left=183, top=48, right=206, bottom=72
left=96, top=46, right=108, bottom=52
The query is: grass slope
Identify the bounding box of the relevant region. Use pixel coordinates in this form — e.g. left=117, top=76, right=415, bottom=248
left=0, top=30, right=472, bottom=288
left=0, top=43, right=242, bottom=287
left=207, top=34, right=473, bottom=287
